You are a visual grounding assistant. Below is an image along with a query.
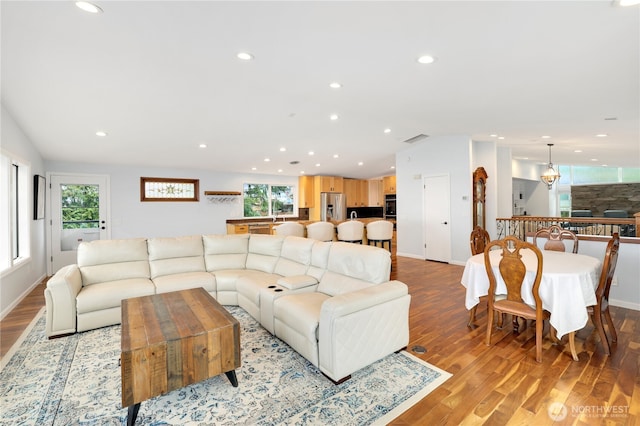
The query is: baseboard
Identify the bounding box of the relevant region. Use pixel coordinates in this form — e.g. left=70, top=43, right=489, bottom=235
left=609, top=299, right=640, bottom=312
left=396, top=252, right=424, bottom=260
left=0, top=274, right=45, bottom=321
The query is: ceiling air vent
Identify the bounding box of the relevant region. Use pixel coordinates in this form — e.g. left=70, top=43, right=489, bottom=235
left=403, top=134, right=429, bottom=144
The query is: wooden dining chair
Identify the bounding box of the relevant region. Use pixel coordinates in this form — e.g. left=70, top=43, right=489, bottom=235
left=533, top=225, right=579, bottom=253
left=467, top=226, right=491, bottom=326
left=484, top=235, right=549, bottom=363
left=586, top=233, right=620, bottom=356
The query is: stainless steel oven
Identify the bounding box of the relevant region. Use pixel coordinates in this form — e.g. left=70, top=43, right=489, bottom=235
left=384, top=194, right=396, bottom=219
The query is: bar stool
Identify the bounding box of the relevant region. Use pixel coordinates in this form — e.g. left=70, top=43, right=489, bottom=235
left=366, top=220, right=393, bottom=251
left=305, top=221, right=335, bottom=241
left=337, top=221, right=364, bottom=244
left=273, top=222, right=305, bottom=237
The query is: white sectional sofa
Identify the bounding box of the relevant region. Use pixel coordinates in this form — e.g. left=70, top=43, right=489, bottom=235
left=44, top=233, right=411, bottom=383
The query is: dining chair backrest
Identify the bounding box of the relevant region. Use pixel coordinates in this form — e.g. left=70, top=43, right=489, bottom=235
left=484, top=235, right=543, bottom=308
left=470, top=226, right=490, bottom=255
left=533, top=225, right=579, bottom=253
left=337, top=220, right=364, bottom=243
left=595, top=233, right=620, bottom=306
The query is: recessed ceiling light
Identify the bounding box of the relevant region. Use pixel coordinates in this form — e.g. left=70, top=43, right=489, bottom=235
left=280, top=147, right=286, bottom=152
left=329, top=82, right=342, bottom=89
left=264, top=158, right=270, bottom=162
left=417, top=55, right=435, bottom=64
left=490, top=134, right=498, bottom=138
left=541, top=135, right=551, bottom=139
left=591, top=158, right=598, bottom=162
left=497, top=136, right=505, bottom=140
left=199, top=143, right=207, bottom=148
left=308, top=151, right=314, bottom=156
left=251, top=167, right=257, bottom=171
left=619, top=0, right=640, bottom=6
left=574, top=150, right=583, bottom=153
left=358, top=162, right=364, bottom=166
left=333, top=154, right=339, bottom=158
left=76, top=1, right=103, bottom=14
left=330, top=114, right=339, bottom=121
left=277, top=169, right=283, bottom=173
left=95, top=131, right=107, bottom=137
left=384, top=128, right=391, bottom=134
left=390, top=166, right=396, bottom=169
left=596, top=133, right=608, bottom=137
left=237, top=52, right=254, bottom=61
left=300, top=171, right=305, bottom=175
left=315, top=163, right=321, bottom=167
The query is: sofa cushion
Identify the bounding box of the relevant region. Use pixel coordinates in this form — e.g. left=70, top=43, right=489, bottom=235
left=274, top=292, right=331, bottom=341
left=153, top=271, right=216, bottom=294
left=78, top=238, right=150, bottom=286
left=316, top=242, right=391, bottom=296
left=147, top=235, right=206, bottom=279
left=246, top=234, right=284, bottom=273
left=76, top=278, right=155, bottom=313
left=277, top=275, right=318, bottom=290
left=307, top=240, right=331, bottom=281
left=274, top=236, right=315, bottom=276
left=203, top=234, right=249, bottom=271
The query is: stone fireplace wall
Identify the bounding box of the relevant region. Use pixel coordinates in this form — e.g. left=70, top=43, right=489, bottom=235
left=571, top=183, right=640, bottom=217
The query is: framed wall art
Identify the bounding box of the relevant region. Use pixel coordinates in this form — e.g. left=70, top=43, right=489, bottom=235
left=140, top=177, right=200, bottom=202
left=34, top=174, right=46, bottom=220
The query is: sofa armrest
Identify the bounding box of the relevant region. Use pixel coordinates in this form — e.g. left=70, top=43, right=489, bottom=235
left=45, top=264, right=82, bottom=338
left=277, top=275, right=318, bottom=290
left=318, top=280, right=411, bottom=382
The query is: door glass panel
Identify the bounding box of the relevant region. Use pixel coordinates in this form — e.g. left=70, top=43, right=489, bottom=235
left=60, top=184, right=100, bottom=251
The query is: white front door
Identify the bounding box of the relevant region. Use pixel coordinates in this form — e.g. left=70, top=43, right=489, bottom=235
left=48, top=174, right=110, bottom=274
left=423, top=175, right=451, bottom=262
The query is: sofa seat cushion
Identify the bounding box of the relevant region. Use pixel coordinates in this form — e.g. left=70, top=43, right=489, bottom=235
left=273, top=292, right=330, bottom=342
left=236, top=272, right=280, bottom=307
left=77, top=278, right=155, bottom=314
left=153, top=271, right=215, bottom=294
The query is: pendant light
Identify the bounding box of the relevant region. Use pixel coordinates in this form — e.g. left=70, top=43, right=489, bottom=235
left=540, top=143, right=560, bottom=190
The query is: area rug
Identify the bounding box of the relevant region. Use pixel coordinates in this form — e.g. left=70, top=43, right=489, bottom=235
left=0, top=306, right=450, bottom=425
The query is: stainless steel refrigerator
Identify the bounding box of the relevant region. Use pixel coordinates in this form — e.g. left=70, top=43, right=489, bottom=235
left=320, top=192, right=346, bottom=221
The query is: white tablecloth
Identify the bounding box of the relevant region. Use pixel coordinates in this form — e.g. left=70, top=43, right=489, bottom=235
left=461, top=249, right=602, bottom=338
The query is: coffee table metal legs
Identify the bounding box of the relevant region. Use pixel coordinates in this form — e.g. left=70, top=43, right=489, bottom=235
left=225, top=370, right=238, bottom=387
left=127, top=403, right=140, bottom=426
left=126, top=371, right=238, bottom=425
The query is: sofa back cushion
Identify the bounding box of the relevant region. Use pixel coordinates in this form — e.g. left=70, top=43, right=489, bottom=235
left=246, top=234, right=284, bottom=273
left=78, top=238, right=150, bottom=286
left=316, top=242, right=391, bottom=296
left=147, top=235, right=205, bottom=279
left=274, top=236, right=315, bottom=276
left=306, top=240, right=331, bottom=281
left=203, top=234, right=249, bottom=271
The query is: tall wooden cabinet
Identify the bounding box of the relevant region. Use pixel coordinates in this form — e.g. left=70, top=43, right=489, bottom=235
left=298, top=176, right=314, bottom=208
left=368, top=179, right=383, bottom=206
left=344, top=178, right=369, bottom=207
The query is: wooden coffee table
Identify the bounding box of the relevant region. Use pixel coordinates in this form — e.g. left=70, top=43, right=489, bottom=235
left=121, top=288, right=240, bottom=425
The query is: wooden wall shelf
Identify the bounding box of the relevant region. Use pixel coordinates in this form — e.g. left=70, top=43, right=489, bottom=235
left=204, top=191, right=242, bottom=204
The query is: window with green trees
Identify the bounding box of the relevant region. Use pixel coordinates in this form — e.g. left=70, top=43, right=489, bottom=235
left=243, top=183, right=294, bottom=218
left=61, top=184, right=100, bottom=229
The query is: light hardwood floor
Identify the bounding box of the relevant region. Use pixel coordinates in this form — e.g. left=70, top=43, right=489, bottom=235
left=1, top=256, right=637, bottom=424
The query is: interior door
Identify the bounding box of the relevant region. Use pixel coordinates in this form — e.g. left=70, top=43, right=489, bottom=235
left=48, top=174, right=110, bottom=274
left=423, top=175, right=451, bottom=262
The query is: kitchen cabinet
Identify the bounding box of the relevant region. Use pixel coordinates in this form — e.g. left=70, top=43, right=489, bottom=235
left=316, top=176, right=343, bottom=193
left=344, top=179, right=369, bottom=207
left=298, top=176, right=314, bottom=208
left=368, top=179, right=383, bottom=206
left=226, top=224, right=248, bottom=234
left=383, top=175, right=396, bottom=194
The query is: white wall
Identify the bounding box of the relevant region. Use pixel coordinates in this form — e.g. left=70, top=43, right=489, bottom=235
left=0, top=105, right=47, bottom=318
left=395, top=135, right=473, bottom=263
left=45, top=161, right=298, bottom=239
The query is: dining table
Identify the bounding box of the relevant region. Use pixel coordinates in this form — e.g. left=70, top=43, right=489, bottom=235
left=461, top=249, right=602, bottom=359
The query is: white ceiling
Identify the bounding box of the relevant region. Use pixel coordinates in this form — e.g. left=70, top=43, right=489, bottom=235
left=2, top=1, right=639, bottom=179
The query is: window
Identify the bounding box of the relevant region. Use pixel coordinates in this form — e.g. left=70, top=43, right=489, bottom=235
left=0, top=151, right=31, bottom=273
left=243, top=183, right=295, bottom=218
left=140, top=177, right=199, bottom=202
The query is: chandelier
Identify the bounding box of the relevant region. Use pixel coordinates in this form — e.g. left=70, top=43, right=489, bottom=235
left=540, top=143, right=560, bottom=190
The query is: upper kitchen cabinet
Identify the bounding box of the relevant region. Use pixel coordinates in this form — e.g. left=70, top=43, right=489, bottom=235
left=298, top=176, right=314, bottom=208
left=316, top=176, right=344, bottom=193
left=368, top=179, right=383, bottom=206
left=383, top=175, right=396, bottom=194
left=344, top=178, right=369, bottom=207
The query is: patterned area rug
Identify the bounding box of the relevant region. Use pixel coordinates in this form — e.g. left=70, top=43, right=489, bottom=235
left=1, top=306, right=450, bottom=425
